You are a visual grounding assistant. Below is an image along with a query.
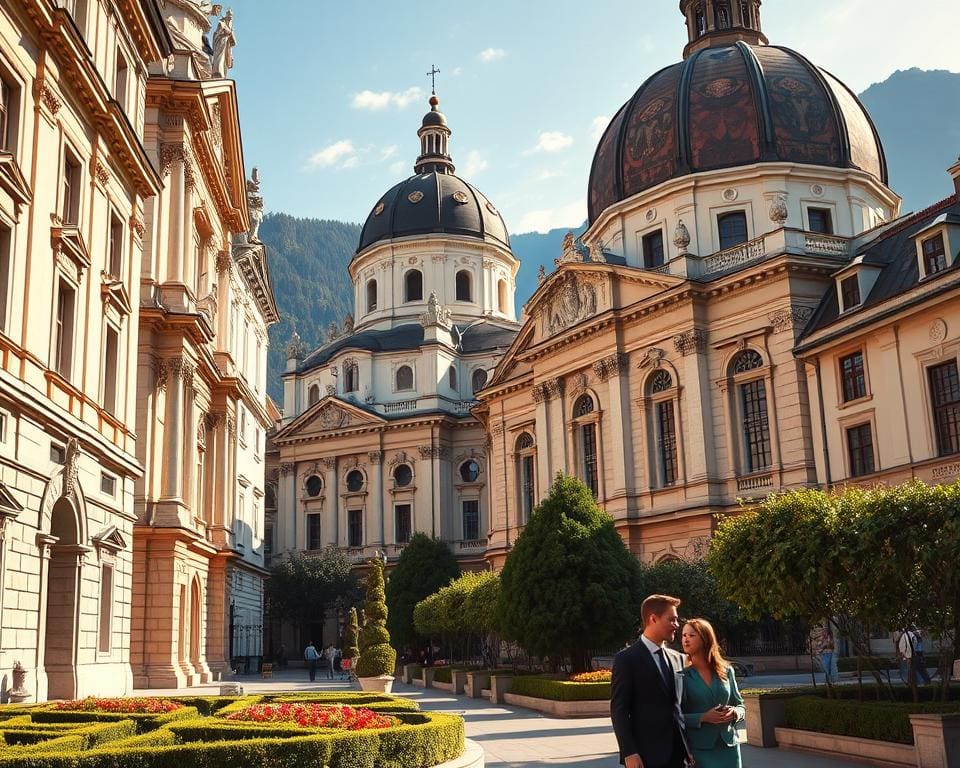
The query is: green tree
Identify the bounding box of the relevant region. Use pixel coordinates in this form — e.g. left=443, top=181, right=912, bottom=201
left=266, top=548, right=356, bottom=643
left=385, top=533, right=460, bottom=651
left=342, top=607, right=360, bottom=661
left=639, top=557, right=742, bottom=638
left=355, top=559, right=397, bottom=677
left=497, top=474, right=643, bottom=672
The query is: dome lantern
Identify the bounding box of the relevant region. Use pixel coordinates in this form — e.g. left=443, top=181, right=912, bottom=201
left=680, top=0, right=767, bottom=58
left=415, top=92, right=455, bottom=174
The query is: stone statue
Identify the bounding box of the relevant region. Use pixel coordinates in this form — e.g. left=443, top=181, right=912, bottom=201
left=285, top=330, right=305, bottom=360
left=343, top=313, right=355, bottom=335
left=326, top=321, right=338, bottom=343
left=768, top=193, right=788, bottom=225
left=537, top=264, right=546, bottom=284
left=419, top=291, right=451, bottom=328
left=673, top=219, right=691, bottom=255
left=246, top=167, right=263, bottom=242
left=210, top=8, right=236, bottom=78
left=589, top=241, right=606, bottom=263
left=558, top=231, right=579, bottom=264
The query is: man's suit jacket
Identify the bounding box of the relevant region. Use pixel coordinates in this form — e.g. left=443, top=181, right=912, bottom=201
left=610, top=640, right=687, bottom=767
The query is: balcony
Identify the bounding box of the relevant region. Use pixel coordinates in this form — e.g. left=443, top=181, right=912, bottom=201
left=803, top=232, right=849, bottom=257
left=702, top=235, right=767, bottom=275
left=344, top=546, right=366, bottom=563
left=454, top=400, right=478, bottom=414
left=457, top=538, right=487, bottom=552
left=736, top=472, right=773, bottom=494
left=699, top=229, right=850, bottom=278
left=382, top=399, right=417, bottom=415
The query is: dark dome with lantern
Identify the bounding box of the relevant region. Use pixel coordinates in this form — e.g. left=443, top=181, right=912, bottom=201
left=588, top=0, right=888, bottom=223
left=357, top=95, right=510, bottom=254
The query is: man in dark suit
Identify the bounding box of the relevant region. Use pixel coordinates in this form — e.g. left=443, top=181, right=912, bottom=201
left=611, top=594, right=689, bottom=768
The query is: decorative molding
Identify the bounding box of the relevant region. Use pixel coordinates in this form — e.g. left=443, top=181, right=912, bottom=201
left=129, top=213, right=145, bottom=239
left=768, top=193, right=788, bottom=225
left=205, top=411, right=226, bottom=431
left=930, top=318, right=948, bottom=344
left=215, top=249, right=232, bottom=275
left=62, top=438, right=80, bottom=500
left=225, top=414, right=237, bottom=437
left=638, top=347, right=666, bottom=369
left=279, top=462, right=296, bottom=476
left=153, top=357, right=168, bottom=390
left=168, top=356, right=195, bottom=388
left=418, top=445, right=449, bottom=459
left=673, top=220, right=691, bottom=255
left=673, top=329, right=707, bottom=356
left=325, top=384, right=336, bottom=397
left=389, top=451, right=415, bottom=468
left=39, top=84, right=62, bottom=115
left=768, top=305, right=815, bottom=334
left=588, top=241, right=606, bottom=263
left=368, top=450, right=383, bottom=465
left=94, top=161, right=110, bottom=186
left=593, top=352, right=628, bottom=381
left=316, top=404, right=349, bottom=430
left=320, top=457, right=337, bottom=470
left=569, top=372, right=589, bottom=395
left=541, top=271, right=602, bottom=337
left=159, top=143, right=196, bottom=188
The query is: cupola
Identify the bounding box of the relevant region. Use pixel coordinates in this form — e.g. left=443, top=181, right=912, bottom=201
left=680, top=0, right=767, bottom=57
left=415, top=95, right=454, bottom=174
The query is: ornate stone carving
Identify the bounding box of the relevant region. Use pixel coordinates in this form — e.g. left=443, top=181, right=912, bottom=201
left=196, top=419, right=207, bottom=448
left=225, top=414, right=237, bottom=437
left=94, top=162, right=110, bottom=186
left=557, top=231, right=580, bottom=265
left=62, top=438, right=80, bottom=500
left=215, top=250, right=232, bottom=275
left=545, top=377, right=565, bottom=400
left=159, top=143, right=196, bottom=188
left=570, top=372, right=589, bottom=395
left=490, top=422, right=505, bottom=437
left=588, top=241, right=606, bottom=263
left=285, top=331, right=306, bottom=360
left=368, top=451, right=383, bottom=465
left=389, top=451, right=414, bottom=468
left=673, top=329, right=707, bottom=356
left=537, top=265, right=547, bottom=284
left=246, top=167, right=264, bottom=242
left=129, top=213, right=146, bottom=239
left=320, top=457, right=337, bottom=470
left=316, top=404, right=349, bottom=430
left=153, top=358, right=168, bottom=390
left=418, top=445, right=449, bottom=459
left=325, top=384, right=336, bottom=397
left=343, top=313, right=355, bottom=334
left=768, top=193, right=788, bottom=225
left=594, top=352, right=628, bottom=381
left=768, top=305, right=815, bottom=334
left=205, top=411, right=226, bottom=431
left=39, top=84, right=61, bottom=115
left=279, top=462, right=295, bottom=476
left=638, top=347, right=666, bottom=369
left=930, top=318, right=948, bottom=343
left=420, top=292, right=452, bottom=329
left=543, top=272, right=600, bottom=337
left=169, top=356, right=195, bottom=388
left=645, top=207, right=657, bottom=222
left=673, top=220, right=691, bottom=255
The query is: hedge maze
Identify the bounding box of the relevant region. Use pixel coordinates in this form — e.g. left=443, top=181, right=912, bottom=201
left=0, top=692, right=464, bottom=768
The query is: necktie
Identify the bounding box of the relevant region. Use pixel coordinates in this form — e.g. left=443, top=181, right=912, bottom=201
left=656, top=648, right=673, bottom=688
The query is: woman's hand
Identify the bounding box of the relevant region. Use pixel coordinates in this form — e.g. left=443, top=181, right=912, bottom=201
left=701, top=706, right=738, bottom=725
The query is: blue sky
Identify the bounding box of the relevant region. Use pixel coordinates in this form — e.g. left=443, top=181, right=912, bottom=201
left=226, top=0, right=958, bottom=234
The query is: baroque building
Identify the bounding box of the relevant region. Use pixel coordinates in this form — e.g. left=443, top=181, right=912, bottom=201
left=269, top=94, right=520, bottom=648
left=475, top=1, right=960, bottom=566
left=131, top=0, right=278, bottom=688
left=0, top=0, right=170, bottom=700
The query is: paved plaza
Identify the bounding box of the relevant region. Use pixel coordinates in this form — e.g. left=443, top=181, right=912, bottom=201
left=139, top=669, right=861, bottom=767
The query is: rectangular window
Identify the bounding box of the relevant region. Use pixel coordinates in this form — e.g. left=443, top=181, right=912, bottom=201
left=718, top=211, right=748, bottom=251
left=102, top=326, right=119, bottom=414
left=395, top=504, right=412, bottom=544
left=0, top=412, right=6, bottom=443
left=462, top=499, right=480, bottom=541
left=61, top=148, right=82, bottom=225
left=929, top=360, right=960, bottom=457
left=840, top=350, right=867, bottom=402
left=98, top=564, right=113, bottom=653
left=113, top=52, right=128, bottom=107
left=55, top=279, right=76, bottom=378
left=50, top=442, right=66, bottom=464
left=520, top=454, right=535, bottom=522
left=846, top=423, right=876, bottom=477
left=840, top=275, right=861, bottom=311
left=0, top=75, right=14, bottom=152
left=740, top=379, right=772, bottom=472
left=264, top=522, right=274, bottom=564
left=642, top=230, right=665, bottom=269
left=656, top=400, right=678, bottom=486
left=808, top=207, right=834, bottom=235
left=922, top=234, right=947, bottom=276
left=195, top=456, right=204, bottom=520
left=100, top=472, right=116, bottom=496
left=348, top=509, right=363, bottom=548
left=307, top=513, right=322, bottom=550
left=108, top=212, right=123, bottom=277
left=0, top=223, right=10, bottom=333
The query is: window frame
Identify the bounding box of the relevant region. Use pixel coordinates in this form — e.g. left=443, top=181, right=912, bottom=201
left=838, top=349, right=868, bottom=404
left=571, top=393, right=600, bottom=498
left=839, top=274, right=861, bottom=312
left=98, top=563, right=114, bottom=654
left=459, top=459, right=481, bottom=484
left=404, top=269, right=423, bottom=302
left=366, top=278, right=378, bottom=312
left=807, top=206, right=834, bottom=235
left=107, top=209, right=124, bottom=278
left=394, top=503, right=412, bottom=544
left=393, top=463, right=413, bottom=488
left=307, top=383, right=320, bottom=406
left=642, top=228, right=665, bottom=269
left=845, top=422, right=876, bottom=478
left=61, top=145, right=83, bottom=226
left=922, top=233, right=947, bottom=277
left=347, top=508, right=363, bottom=548
left=102, top=323, right=120, bottom=415
left=717, top=210, right=748, bottom=251
left=395, top=364, right=414, bottom=392
left=725, top=349, right=774, bottom=476
left=0, top=221, right=10, bottom=334
left=306, top=512, right=323, bottom=550
left=471, top=367, right=487, bottom=395
left=0, top=69, right=20, bottom=154
left=497, top=279, right=508, bottom=314
left=54, top=276, right=77, bottom=380
left=515, top=432, right=536, bottom=524
left=461, top=499, right=480, bottom=541
left=455, top=269, right=473, bottom=302
left=928, top=359, right=960, bottom=457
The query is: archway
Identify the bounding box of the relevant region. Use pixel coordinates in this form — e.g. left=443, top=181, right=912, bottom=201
left=189, top=577, right=202, bottom=672
left=44, top=497, right=81, bottom=699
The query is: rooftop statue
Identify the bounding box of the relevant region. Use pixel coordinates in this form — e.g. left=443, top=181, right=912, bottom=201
left=211, top=8, right=236, bottom=77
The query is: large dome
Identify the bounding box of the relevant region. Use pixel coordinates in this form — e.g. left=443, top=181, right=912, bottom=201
left=588, top=41, right=888, bottom=223
left=357, top=171, right=509, bottom=254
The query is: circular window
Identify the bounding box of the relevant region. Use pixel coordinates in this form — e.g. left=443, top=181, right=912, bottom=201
left=305, top=475, right=323, bottom=497
left=346, top=470, right=364, bottom=493
left=393, top=464, right=413, bottom=487
left=460, top=460, right=480, bottom=483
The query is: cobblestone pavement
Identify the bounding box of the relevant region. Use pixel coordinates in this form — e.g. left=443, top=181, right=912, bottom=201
left=138, top=669, right=862, bottom=767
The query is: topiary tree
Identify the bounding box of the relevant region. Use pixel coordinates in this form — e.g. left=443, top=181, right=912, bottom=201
left=355, top=559, right=397, bottom=678
left=498, top=473, right=643, bottom=672
left=342, top=607, right=360, bottom=662
left=385, top=533, right=461, bottom=651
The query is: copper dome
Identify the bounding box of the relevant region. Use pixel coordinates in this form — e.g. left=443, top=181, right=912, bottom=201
left=588, top=42, right=888, bottom=223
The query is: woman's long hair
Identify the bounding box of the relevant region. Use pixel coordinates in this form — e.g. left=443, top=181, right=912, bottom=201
left=684, top=618, right=729, bottom=677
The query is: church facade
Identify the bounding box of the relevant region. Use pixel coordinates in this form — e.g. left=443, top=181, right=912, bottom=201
left=476, top=0, right=960, bottom=566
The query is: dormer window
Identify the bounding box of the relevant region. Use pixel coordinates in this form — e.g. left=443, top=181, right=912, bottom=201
left=922, top=234, right=947, bottom=276
left=839, top=275, right=861, bottom=312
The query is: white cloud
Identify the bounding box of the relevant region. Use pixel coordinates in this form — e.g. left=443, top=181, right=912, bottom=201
left=479, top=47, right=507, bottom=63
left=389, top=160, right=406, bottom=175
left=536, top=169, right=563, bottom=182
left=461, top=150, right=488, bottom=177
left=306, top=140, right=356, bottom=170
left=517, top=200, right=586, bottom=234
left=380, top=145, right=399, bottom=161
left=351, top=86, right=424, bottom=111
left=451, top=66, right=463, bottom=76
left=590, top=116, right=609, bottom=142
left=530, top=131, right=574, bottom=154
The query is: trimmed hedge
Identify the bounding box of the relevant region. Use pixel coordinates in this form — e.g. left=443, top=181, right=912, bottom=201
left=785, top=695, right=960, bottom=745
left=0, top=693, right=463, bottom=768
left=837, top=657, right=898, bottom=673
left=508, top=676, right=610, bottom=702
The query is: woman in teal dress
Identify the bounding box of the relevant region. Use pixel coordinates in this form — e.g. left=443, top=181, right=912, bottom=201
left=680, top=618, right=745, bottom=768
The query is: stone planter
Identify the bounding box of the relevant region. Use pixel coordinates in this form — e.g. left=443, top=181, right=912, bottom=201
left=774, top=727, right=915, bottom=767
left=489, top=674, right=513, bottom=704
left=910, top=713, right=960, bottom=768
left=743, top=692, right=788, bottom=747
left=357, top=675, right=394, bottom=693
left=466, top=671, right=492, bottom=699
left=403, top=664, right=422, bottom=685
left=504, top=692, right=610, bottom=718
left=422, top=667, right=438, bottom=688
left=451, top=669, right=469, bottom=695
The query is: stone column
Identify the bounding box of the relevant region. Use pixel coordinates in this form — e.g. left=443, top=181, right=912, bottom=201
left=595, top=353, right=633, bottom=497
left=278, top=463, right=297, bottom=551
left=33, top=533, right=57, bottom=702
left=674, top=330, right=714, bottom=481
left=205, top=562, right=229, bottom=680
left=368, top=451, right=384, bottom=547
left=533, top=386, right=552, bottom=501
left=323, top=459, right=338, bottom=546
left=165, top=151, right=184, bottom=283
left=161, top=358, right=193, bottom=502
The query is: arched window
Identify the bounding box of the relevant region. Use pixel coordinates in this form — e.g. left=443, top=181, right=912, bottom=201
left=456, top=270, right=472, bottom=302
left=366, top=279, right=378, bottom=312
left=448, top=365, right=458, bottom=391
left=573, top=394, right=598, bottom=497
left=649, top=369, right=673, bottom=394
left=393, top=464, right=412, bottom=487
left=344, top=361, right=359, bottom=393
left=695, top=6, right=706, bottom=35
left=305, top=475, right=323, bottom=497
left=460, top=459, right=481, bottom=483
left=716, top=2, right=731, bottom=29
left=396, top=364, right=414, bottom=391
left=346, top=470, right=364, bottom=493
left=718, top=211, right=748, bottom=251
left=308, top=384, right=320, bottom=406
left=498, top=279, right=508, bottom=313
left=647, top=370, right=678, bottom=487
left=740, top=1, right=751, bottom=26
left=405, top=269, right=423, bottom=302
left=516, top=432, right=536, bottom=523
left=730, top=350, right=771, bottom=472
left=472, top=368, right=488, bottom=395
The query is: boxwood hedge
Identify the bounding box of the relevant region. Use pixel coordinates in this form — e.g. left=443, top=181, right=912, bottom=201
left=508, top=676, right=610, bottom=702
left=0, top=693, right=463, bottom=768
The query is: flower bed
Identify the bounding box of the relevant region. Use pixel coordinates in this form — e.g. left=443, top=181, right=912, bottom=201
left=54, top=696, right=183, bottom=714
left=570, top=669, right=611, bottom=683
left=223, top=702, right=397, bottom=729
left=509, top=675, right=610, bottom=701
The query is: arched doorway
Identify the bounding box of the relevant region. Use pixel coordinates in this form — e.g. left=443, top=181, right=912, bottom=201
left=44, top=498, right=81, bottom=699
left=189, top=577, right=202, bottom=672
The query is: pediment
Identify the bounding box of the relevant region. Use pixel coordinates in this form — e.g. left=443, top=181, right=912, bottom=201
left=101, top=275, right=133, bottom=317
left=0, top=152, right=33, bottom=220
left=92, top=525, right=127, bottom=553
left=0, top=481, right=24, bottom=518
left=487, top=322, right=536, bottom=389
left=276, top=396, right=386, bottom=442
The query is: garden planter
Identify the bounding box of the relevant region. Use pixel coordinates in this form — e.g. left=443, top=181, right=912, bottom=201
left=357, top=674, right=395, bottom=693
left=466, top=671, right=492, bottom=698
left=743, top=692, right=787, bottom=747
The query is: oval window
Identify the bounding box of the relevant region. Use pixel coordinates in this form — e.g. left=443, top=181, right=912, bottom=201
left=460, top=460, right=480, bottom=483
left=393, top=464, right=413, bottom=487
left=305, top=475, right=323, bottom=497
left=346, top=470, right=364, bottom=493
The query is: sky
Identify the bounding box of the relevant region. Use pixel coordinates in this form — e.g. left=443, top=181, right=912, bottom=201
left=225, top=0, right=959, bottom=235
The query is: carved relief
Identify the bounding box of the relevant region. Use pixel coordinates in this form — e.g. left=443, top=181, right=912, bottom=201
left=768, top=193, right=788, bottom=225
left=638, top=347, right=666, bottom=369
left=94, top=162, right=110, bottom=186
left=320, top=457, right=337, bottom=470
left=418, top=445, right=450, bottom=459
left=768, top=305, right=815, bottom=334
left=673, top=329, right=707, bottom=356
left=129, top=214, right=146, bottom=239
left=594, top=352, right=628, bottom=381
left=316, top=404, right=349, bottom=430
left=62, top=438, right=80, bottom=500
left=541, top=272, right=602, bottom=337
left=389, top=451, right=415, bottom=468
left=570, top=372, right=589, bottom=395
left=215, top=250, right=232, bottom=275
left=325, top=384, right=336, bottom=397
left=169, top=356, right=195, bottom=388
left=153, top=358, right=168, bottom=391
left=159, top=143, right=196, bottom=188
left=368, top=450, right=383, bottom=465
left=588, top=241, right=606, bottom=263
left=39, top=84, right=62, bottom=115
left=673, top=220, right=691, bottom=254
left=930, top=318, right=948, bottom=344
left=279, top=462, right=296, bottom=476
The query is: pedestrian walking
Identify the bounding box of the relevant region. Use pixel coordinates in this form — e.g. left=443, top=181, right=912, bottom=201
left=809, top=623, right=838, bottom=684
left=324, top=643, right=336, bottom=680
left=304, top=641, right=320, bottom=682
left=611, top=594, right=692, bottom=768
left=913, top=629, right=932, bottom=684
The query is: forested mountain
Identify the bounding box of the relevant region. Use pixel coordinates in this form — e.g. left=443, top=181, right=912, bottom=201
left=261, top=69, right=960, bottom=406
